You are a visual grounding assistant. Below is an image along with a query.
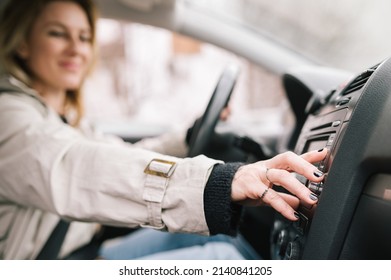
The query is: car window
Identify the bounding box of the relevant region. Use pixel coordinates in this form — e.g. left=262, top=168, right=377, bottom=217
left=184, top=0, right=391, bottom=72
left=84, top=19, right=291, bottom=144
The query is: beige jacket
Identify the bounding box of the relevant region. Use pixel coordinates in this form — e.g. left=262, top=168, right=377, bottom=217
left=0, top=75, right=220, bottom=259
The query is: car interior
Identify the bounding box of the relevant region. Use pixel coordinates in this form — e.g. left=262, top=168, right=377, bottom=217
left=92, top=0, right=391, bottom=260
left=201, top=56, right=391, bottom=260
left=2, top=0, right=390, bottom=260
left=187, top=51, right=391, bottom=260
left=270, top=59, right=391, bottom=260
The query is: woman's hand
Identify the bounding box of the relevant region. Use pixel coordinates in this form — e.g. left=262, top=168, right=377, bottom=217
left=231, top=149, right=327, bottom=221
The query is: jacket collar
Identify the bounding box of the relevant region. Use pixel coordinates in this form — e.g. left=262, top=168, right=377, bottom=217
left=0, top=74, right=47, bottom=106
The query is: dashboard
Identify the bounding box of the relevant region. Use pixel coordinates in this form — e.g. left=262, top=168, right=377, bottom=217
left=271, top=56, right=391, bottom=259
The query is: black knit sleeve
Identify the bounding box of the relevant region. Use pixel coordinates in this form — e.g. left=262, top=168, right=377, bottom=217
left=203, top=162, right=244, bottom=236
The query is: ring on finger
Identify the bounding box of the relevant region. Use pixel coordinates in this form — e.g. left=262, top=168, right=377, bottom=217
left=259, top=187, right=269, bottom=201
left=265, top=168, right=274, bottom=187
left=265, top=168, right=272, bottom=183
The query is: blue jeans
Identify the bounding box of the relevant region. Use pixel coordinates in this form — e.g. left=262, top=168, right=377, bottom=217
left=99, top=228, right=260, bottom=260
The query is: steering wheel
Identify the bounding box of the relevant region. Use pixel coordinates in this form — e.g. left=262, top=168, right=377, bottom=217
left=187, top=64, right=240, bottom=157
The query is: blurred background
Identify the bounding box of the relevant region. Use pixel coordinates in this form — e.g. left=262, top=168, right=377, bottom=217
left=83, top=0, right=391, bottom=142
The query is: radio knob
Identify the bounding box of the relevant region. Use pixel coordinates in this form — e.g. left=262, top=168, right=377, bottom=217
left=308, top=181, right=324, bottom=195
left=285, top=241, right=301, bottom=260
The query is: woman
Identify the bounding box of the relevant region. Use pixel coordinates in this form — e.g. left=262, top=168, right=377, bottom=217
left=0, top=0, right=326, bottom=259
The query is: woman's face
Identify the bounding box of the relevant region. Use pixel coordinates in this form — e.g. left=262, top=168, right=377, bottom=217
left=19, top=1, right=93, bottom=93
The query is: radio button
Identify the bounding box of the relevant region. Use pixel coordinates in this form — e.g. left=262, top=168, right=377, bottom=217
left=332, top=120, right=341, bottom=127
left=294, top=212, right=308, bottom=233
left=308, top=181, right=323, bottom=195
left=285, top=241, right=301, bottom=260
left=327, top=134, right=336, bottom=146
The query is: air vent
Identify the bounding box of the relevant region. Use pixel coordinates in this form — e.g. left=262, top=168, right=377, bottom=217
left=341, top=63, right=379, bottom=96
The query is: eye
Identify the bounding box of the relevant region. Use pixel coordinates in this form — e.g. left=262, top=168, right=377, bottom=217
left=48, top=30, right=67, bottom=38
left=80, top=34, right=92, bottom=43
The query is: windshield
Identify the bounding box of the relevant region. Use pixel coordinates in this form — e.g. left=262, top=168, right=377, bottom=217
left=183, top=0, right=391, bottom=72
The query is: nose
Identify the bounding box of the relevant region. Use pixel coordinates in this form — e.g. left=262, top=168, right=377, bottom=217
left=66, top=36, right=88, bottom=56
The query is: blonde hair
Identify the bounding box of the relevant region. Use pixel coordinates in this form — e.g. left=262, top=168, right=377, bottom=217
left=0, top=0, right=98, bottom=126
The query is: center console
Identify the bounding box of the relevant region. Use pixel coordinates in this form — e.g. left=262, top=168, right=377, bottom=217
left=271, top=57, right=391, bottom=259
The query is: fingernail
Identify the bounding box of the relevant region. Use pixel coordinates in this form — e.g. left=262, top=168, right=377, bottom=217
left=309, top=193, right=318, bottom=201
left=314, top=170, right=323, bottom=177
left=318, top=148, right=324, bottom=152
left=294, top=212, right=300, bottom=219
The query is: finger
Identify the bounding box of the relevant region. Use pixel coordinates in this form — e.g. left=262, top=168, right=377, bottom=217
left=219, top=106, right=231, bottom=121
left=300, top=148, right=328, bottom=164
left=269, top=151, right=325, bottom=182
left=262, top=192, right=300, bottom=209
left=266, top=168, right=318, bottom=205
left=279, top=192, right=300, bottom=209
left=261, top=187, right=299, bottom=221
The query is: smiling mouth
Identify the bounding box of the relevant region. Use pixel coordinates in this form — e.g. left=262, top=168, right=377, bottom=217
left=60, top=62, right=81, bottom=72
